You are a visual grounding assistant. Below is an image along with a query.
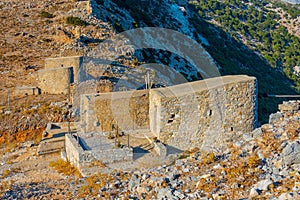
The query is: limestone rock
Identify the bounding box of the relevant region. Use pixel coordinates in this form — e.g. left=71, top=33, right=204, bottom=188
left=157, top=187, right=175, bottom=200
left=282, top=140, right=300, bottom=166
left=254, top=179, right=273, bottom=191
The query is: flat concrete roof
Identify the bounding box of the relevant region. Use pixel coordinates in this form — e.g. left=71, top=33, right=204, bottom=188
left=150, top=75, right=256, bottom=98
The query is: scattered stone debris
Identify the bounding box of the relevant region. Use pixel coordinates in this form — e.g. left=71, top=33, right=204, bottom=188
left=1, top=97, right=300, bottom=199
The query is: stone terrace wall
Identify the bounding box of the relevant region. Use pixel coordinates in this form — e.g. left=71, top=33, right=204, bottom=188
left=38, top=67, right=73, bottom=94
left=45, top=56, right=83, bottom=83
left=149, top=75, right=257, bottom=151
left=73, top=79, right=113, bottom=113
left=81, top=90, right=149, bottom=133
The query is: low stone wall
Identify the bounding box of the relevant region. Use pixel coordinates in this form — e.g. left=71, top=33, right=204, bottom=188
left=65, top=134, right=94, bottom=168
left=92, top=146, right=133, bottom=164
left=37, top=138, right=65, bottom=155
left=65, top=133, right=133, bottom=168
left=37, top=67, right=73, bottom=94
left=14, top=86, right=40, bottom=97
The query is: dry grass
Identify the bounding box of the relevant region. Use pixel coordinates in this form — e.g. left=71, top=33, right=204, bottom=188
left=1, top=169, right=11, bottom=179
left=0, top=180, right=13, bottom=196
left=88, top=160, right=106, bottom=168
left=78, top=173, right=110, bottom=198
left=196, top=145, right=264, bottom=199
left=5, top=142, right=19, bottom=153
left=78, top=171, right=131, bottom=198
left=198, top=151, right=216, bottom=165
left=49, top=159, right=82, bottom=178
left=248, top=154, right=261, bottom=168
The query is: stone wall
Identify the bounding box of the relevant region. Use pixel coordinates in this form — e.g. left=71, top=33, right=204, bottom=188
left=14, top=86, right=40, bottom=97
left=72, top=79, right=113, bottom=112
left=65, top=134, right=82, bottom=168
left=149, top=75, right=257, bottom=151
left=91, top=147, right=133, bottom=164
left=81, top=90, right=149, bottom=133
left=45, top=56, right=83, bottom=83
left=65, top=134, right=95, bottom=169
left=79, top=75, right=257, bottom=151
left=38, top=67, right=73, bottom=95
left=65, top=133, right=133, bottom=169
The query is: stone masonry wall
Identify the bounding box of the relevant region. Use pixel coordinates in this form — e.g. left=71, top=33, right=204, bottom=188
left=73, top=79, right=113, bottom=113
left=91, top=147, right=133, bottom=164
left=65, top=134, right=83, bottom=169
left=81, top=90, right=149, bottom=133
left=45, top=56, right=83, bottom=83
left=65, top=133, right=133, bottom=169
left=14, top=86, right=40, bottom=97
left=65, top=134, right=95, bottom=169
left=149, top=75, right=257, bottom=151
left=38, top=67, right=72, bottom=94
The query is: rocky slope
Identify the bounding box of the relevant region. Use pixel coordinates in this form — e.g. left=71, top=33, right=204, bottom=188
left=0, top=100, right=299, bottom=199
left=0, top=1, right=300, bottom=198
left=0, top=0, right=299, bottom=122
left=88, top=0, right=300, bottom=122
left=282, top=0, right=300, bottom=4
left=0, top=0, right=113, bottom=104
left=74, top=101, right=300, bottom=199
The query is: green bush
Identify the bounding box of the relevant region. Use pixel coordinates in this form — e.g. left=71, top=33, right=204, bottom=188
left=41, top=11, right=54, bottom=18
left=66, top=16, right=87, bottom=26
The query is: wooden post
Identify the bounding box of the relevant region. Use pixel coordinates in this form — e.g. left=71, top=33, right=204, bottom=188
left=7, top=89, right=10, bottom=112
left=127, top=134, right=129, bottom=147
left=133, top=113, right=135, bottom=130
left=68, top=80, right=71, bottom=103
left=147, top=71, right=150, bottom=89
left=68, top=121, right=70, bottom=134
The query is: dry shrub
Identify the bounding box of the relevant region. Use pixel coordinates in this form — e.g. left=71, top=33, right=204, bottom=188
left=89, top=160, right=106, bottom=168
left=196, top=144, right=264, bottom=199
left=78, top=173, right=111, bottom=198
left=201, top=152, right=216, bottom=165
left=49, top=159, right=82, bottom=178
left=286, top=122, right=300, bottom=140
left=248, top=154, right=261, bottom=168
left=0, top=180, right=13, bottom=194
left=5, top=142, right=18, bottom=153
left=1, top=169, right=11, bottom=179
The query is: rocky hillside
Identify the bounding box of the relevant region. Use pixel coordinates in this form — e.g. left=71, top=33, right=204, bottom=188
left=0, top=0, right=113, bottom=103
left=89, top=0, right=300, bottom=122
left=282, top=0, right=300, bottom=4
left=1, top=100, right=299, bottom=199
left=72, top=101, right=300, bottom=199
left=0, top=0, right=299, bottom=123
left=0, top=0, right=115, bottom=139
